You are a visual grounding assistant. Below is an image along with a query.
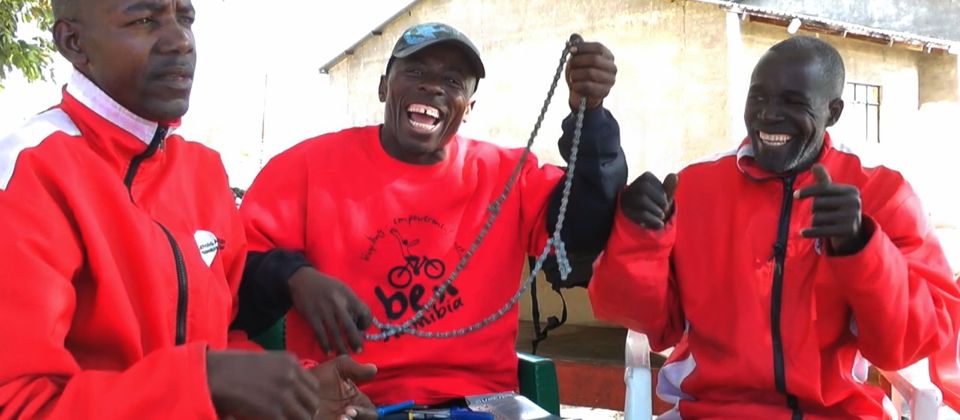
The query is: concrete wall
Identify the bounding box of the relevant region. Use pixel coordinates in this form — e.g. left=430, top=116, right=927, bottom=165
left=920, top=53, right=960, bottom=104
left=324, top=0, right=960, bottom=326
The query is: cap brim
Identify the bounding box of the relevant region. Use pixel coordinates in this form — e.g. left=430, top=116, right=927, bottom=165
left=393, top=39, right=486, bottom=79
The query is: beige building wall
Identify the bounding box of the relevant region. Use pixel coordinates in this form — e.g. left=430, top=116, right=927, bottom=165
left=919, top=53, right=959, bottom=104
left=325, top=0, right=960, bottom=327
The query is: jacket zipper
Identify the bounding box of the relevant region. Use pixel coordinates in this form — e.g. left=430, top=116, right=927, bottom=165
left=772, top=176, right=802, bottom=420
left=123, top=126, right=189, bottom=345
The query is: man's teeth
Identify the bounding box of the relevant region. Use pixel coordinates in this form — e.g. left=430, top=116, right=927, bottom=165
left=407, top=104, right=440, bottom=119
left=759, top=131, right=791, bottom=145
left=410, top=120, right=436, bottom=130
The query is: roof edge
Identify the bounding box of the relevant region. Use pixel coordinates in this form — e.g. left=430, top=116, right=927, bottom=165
left=694, top=0, right=959, bottom=53
left=319, top=0, right=424, bottom=75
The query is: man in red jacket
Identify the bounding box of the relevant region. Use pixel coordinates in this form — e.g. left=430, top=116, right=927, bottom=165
left=0, top=0, right=375, bottom=419
left=590, top=36, right=960, bottom=418
left=236, top=22, right=626, bottom=405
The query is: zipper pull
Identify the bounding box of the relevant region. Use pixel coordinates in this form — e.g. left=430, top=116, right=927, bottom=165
left=154, top=125, right=169, bottom=149
left=772, top=243, right=785, bottom=258
left=782, top=175, right=795, bottom=194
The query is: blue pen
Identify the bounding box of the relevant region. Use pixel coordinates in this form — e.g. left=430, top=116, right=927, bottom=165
left=377, top=400, right=416, bottom=418
left=450, top=408, right=494, bottom=420
left=381, top=408, right=494, bottom=419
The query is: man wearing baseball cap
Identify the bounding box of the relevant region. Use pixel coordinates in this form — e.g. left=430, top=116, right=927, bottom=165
left=236, top=22, right=626, bottom=406
left=386, top=22, right=487, bottom=82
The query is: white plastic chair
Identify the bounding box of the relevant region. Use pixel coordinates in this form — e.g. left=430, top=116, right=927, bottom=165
left=622, top=330, right=958, bottom=419
left=624, top=330, right=653, bottom=420
left=882, top=360, right=949, bottom=419
left=926, top=329, right=960, bottom=419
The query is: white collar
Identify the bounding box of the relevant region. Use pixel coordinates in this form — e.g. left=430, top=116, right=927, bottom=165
left=65, top=70, right=177, bottom=145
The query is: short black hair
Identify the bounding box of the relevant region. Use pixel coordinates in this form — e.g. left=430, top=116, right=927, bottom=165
left=769, top=36, right=845, bottom=98
left=52, top=0, right=78, bottom=20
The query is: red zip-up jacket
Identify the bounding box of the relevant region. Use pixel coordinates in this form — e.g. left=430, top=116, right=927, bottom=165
left=0, top=71, right=252, bottom=419
left=590, top=134, right=960, bottom=419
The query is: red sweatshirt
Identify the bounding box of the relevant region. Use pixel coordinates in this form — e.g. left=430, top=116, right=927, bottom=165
left=241, top=125, right=577, bottom=405
left=0, top=71, right=250, bottom=419
left=590, top=134, right=960, bottom=418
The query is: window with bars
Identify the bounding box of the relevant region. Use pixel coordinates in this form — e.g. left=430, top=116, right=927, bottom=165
left=843, top=82, right=881, bottom=143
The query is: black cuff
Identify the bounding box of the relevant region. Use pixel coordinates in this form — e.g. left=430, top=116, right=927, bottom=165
left=231, top=249, right=311, bottom=336
left=559, top=106, right=621, bottom=160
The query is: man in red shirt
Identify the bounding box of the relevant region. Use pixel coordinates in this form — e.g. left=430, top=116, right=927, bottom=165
left=0, top=0, right=374, bottom=419
left=590, top=36, right=960, bottom=418
left=236, top=22, right=626, bottom=405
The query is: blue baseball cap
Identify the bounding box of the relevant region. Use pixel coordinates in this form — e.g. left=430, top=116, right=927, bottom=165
left=386, top=22, right=486, bottom=79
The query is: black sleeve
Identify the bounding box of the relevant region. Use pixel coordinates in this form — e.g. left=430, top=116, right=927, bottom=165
left=231, top=249, right=311, bottom=336
left=546, top=106, right=627, bottom=255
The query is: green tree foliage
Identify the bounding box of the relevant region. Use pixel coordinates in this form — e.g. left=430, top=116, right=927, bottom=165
left=0, top=0, right=54, bottom=90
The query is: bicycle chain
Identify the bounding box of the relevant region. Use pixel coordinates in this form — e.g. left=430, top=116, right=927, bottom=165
left=365, top=35, right=586, bottom=341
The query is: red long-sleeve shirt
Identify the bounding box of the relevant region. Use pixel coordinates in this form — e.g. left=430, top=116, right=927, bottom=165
left=240, top=126, right=568, bottom=405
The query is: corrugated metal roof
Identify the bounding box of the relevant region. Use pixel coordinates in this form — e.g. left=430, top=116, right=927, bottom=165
left=697, top=0, right=958, bottom=53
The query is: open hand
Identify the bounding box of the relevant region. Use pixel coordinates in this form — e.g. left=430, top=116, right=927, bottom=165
left=289, top=267, right=373, bottom=356
left=310, top=356, right=377, bottom=420
left=207, top=350, right=321, bottom=420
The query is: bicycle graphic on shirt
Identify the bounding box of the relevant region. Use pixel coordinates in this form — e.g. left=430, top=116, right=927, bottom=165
left=387, top=228, right=446, bottom=289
